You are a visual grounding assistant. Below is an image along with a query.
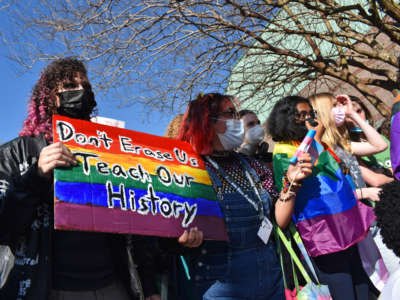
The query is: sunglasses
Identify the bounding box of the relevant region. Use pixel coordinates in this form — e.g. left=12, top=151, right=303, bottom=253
left=295, top=110, right=317, bottom=120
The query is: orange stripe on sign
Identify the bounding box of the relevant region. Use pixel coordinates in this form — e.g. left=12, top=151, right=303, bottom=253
left=68, top=145, right=213, bottom=186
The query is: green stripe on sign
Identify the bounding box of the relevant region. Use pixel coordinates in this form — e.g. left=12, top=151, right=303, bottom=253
left=55, top=165, right=217, bottom=201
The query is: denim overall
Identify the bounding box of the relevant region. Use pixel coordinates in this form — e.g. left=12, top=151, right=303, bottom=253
left=190, top=155, right=284, bottom=300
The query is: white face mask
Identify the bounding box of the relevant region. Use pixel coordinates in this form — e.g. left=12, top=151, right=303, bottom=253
left=245, top=124, right=264, bottom=145
left=217, top=119, right=244, bottom=151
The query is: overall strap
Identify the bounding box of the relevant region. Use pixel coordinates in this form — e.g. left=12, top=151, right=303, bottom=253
left=204, top=161, right=224, bottom=202
left=236, top=154, right=271, bottom=215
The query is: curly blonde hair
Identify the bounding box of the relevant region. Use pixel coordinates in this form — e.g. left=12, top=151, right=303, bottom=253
left=164, top=114, right=183, bottom=138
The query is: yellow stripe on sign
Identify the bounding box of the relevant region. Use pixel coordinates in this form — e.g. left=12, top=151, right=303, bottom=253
left=68, top=146, right=212, bottom=186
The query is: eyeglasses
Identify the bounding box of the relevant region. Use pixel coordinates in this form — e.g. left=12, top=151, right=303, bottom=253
left=295, top=110, right=317, bottom=120
left=212, top=108, right=240, bottom=120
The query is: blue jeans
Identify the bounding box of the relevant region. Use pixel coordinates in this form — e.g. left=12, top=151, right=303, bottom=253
left=192, top=156, right=284, bottom=300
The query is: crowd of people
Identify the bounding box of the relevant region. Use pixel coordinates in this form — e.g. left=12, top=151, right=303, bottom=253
left=0, top=57, right=399, bottom=300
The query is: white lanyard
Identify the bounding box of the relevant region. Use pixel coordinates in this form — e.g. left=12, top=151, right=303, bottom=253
left=206, top=156, right=265, bottom=219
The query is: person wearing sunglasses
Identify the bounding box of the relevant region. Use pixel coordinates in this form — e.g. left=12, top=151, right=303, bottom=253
left=268, top=94, right=388, bottom=300
left=176, top=93, right=312, bottom=300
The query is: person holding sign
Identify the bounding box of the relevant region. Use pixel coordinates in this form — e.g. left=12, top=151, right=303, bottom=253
left=0, top=58, right=204, bottom=300
left=177, top=93, right=312, bottom=299
left=268, top=95, right=387, bottom=300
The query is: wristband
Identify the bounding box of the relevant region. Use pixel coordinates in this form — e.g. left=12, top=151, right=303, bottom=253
left=282, top=171, right=302, bottom=194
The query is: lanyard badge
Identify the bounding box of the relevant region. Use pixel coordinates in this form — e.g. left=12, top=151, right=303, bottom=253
left=258, top=217, right=273, bottom=244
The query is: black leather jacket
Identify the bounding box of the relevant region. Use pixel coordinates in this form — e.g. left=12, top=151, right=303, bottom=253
left=0, top=135, right=144, bottom=300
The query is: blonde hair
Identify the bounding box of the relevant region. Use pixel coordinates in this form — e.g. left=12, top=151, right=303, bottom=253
left=309, top=93, right=352, bottom=152
left=164, top=114, right=184, bottom=138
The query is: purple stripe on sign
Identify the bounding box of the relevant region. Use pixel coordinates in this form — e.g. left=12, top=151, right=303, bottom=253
left=55, top=181, right=223, bottom=218
left=296, top=201, right=375, bottom=257
left=54, top=202, right=229, bottom=241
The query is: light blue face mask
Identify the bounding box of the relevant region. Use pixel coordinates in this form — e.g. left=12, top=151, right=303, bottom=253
left=349, top=120, right=369, bottom=133
left=217, top=119, right=244, bottom=150
left=350, top=127, right=363, bottom=133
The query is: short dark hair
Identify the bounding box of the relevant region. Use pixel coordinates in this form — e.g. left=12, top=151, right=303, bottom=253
left=375, top=180, right=400, bottom=257
left=349, top=95, right=372, bottom=123
left=267, top=95, right=311, bottom=142
left=239, top=109, right=256, bottom=118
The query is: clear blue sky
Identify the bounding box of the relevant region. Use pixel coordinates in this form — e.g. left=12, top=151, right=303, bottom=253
left=0, top=4, right=185, bottom=144
left=0, top=50, right=178, bottom=145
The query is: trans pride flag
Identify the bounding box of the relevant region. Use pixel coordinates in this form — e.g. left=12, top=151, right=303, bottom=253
left=273, top=142, right=375, bottom=257
left=53, top=115, right=228, bottom=240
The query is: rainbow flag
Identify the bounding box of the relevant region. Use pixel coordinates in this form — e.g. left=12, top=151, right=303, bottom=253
left=273, top=142, right=375, bottom=256
left=53, top=115, right=228, bottom=241
left=391, top=93, right=400, bottom=180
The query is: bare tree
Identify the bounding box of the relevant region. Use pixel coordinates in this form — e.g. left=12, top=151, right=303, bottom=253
left=1, top=0, right=399, bottom=116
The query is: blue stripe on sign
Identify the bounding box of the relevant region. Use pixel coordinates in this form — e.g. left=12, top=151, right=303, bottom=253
left=55, top=181, right=223, bottom=218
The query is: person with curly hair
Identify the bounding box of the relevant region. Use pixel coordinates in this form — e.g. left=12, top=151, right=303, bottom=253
left=164, top=114, right=184, bottom=139
left=375, top=180, right=400, bottom=299
left=268, top=95, right=386, bottom=300
left=0, top=57, right=196, bottom=300
left=19, top=58, right=96, bottom=142
left=176, top=93, right=312, bottom=299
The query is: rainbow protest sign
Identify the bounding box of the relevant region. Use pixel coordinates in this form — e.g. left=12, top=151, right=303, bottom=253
left=53, top=115, right=228, bottom=240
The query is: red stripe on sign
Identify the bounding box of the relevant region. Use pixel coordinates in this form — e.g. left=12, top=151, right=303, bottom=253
left=53, top=115, right=205, bottom=169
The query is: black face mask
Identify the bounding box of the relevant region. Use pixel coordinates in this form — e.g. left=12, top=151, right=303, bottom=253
left=292, top=120, right=308, bottom=142
left=57, top=89, right=96, bottom=119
